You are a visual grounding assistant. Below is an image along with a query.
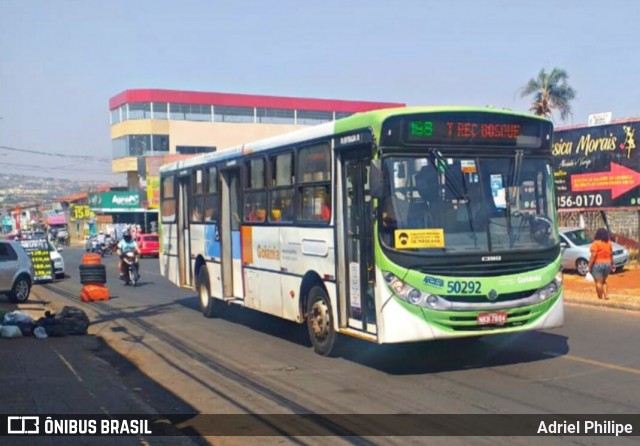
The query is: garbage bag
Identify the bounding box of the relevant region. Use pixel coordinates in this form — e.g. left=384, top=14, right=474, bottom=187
left=34, top=326, right=48, bottom=339
left=4, top=311, right=34, bottom=325
left=55, top=306, right=90, bottom=335
left=35, top=314, right=66, bottom=337
left=1, top=325, right=23, bottom=338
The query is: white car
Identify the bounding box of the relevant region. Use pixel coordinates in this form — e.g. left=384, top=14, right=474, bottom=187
left=48, top=240, right=65, bottom=279
left=0, top=240, right=34, bottom=302
left=559, top=227, right=629, bottom=276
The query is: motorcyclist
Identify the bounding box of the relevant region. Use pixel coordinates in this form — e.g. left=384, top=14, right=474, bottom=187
left=92, top=230, right=106, bottom=255
left=117, top=229, right=141, bottom=279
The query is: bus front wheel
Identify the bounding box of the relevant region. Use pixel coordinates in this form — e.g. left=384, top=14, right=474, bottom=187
left=198, top=268, right=223, bottom=318
left=306, top=285, right=341, bottom=356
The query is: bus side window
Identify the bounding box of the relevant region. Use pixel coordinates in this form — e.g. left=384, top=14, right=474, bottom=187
left=297, top=143, right=331, bottom=223
left=244, top=158, right=267, bottom=223
left=205, top=166, right=219, bottom=222
left=269, top=152, right=295, bottom=223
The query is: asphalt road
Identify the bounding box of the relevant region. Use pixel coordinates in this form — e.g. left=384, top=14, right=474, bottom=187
left=34, top=247, right=640, bottom=446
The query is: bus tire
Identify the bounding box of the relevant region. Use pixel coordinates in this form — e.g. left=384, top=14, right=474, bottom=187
left=306, top=285, right=341, bottom=357
left=198, top=267, right=221, bottom=318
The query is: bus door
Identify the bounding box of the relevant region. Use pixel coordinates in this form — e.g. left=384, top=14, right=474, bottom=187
left=339, top=147, right=377, bottom=334
left=220, top=168, right=244, bottom=299
left=177, top=174, right=193, bottom=288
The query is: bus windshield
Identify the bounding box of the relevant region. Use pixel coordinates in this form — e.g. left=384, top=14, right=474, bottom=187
left=379, top=154, right=559, bottom=254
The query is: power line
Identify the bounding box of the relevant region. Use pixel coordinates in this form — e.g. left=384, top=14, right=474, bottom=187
left=0, top=144, right=111, bottom=162
left=0, top=162, right=113, bottom=174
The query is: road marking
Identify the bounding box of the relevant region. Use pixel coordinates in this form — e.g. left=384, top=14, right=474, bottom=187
left=53, top=348, right=85, bottom=383
left=545, top=351, right=640, bottom=376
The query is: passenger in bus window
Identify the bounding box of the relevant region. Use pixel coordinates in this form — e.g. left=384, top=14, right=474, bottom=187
left=407, top=166, right=440, bottom=228
left=244, top=204, right=255, bottom=222
left=245, top=202, right=266, bottom=222
left=254, top=208, right=266, bottom=222
left=204, top=207, right=215, bottom=222
left=192, top=205, right=202, bottom=222
left=280, top=198, right=294, bottom=221
left=320, top=196, right=331, bottom=221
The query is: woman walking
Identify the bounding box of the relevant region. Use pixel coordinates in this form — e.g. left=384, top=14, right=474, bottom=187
left=588, top=228, right=616, bottom=300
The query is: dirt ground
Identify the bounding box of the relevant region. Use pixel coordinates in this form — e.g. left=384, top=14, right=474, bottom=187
left=563, top=261, right=640, bottom=302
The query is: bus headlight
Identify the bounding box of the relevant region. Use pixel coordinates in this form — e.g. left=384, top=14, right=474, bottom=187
left=407, top=289, right=424, bottom=305
left=536, top=278, right=561, bottom=301
left=383, top=272, right=450, bottom=310
left=426, top=294, right=439, bottom=309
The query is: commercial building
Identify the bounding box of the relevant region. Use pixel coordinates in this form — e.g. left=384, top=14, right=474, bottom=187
left=108, top=88, right=404, bottom=229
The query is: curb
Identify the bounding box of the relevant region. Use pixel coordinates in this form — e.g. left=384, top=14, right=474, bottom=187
left=564, top=297, right=640, bottom=312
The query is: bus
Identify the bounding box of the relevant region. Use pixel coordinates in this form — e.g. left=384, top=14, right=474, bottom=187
left=159, top=106, right=563, bottom=356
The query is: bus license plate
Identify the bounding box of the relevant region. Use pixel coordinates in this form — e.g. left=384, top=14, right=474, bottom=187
left=477, top=312, right=507, bottom=326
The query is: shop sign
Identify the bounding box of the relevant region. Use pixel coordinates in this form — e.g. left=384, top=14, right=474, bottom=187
left=552, top=120, right=640, bottom=210
left=89, top=192, right=142, bottom=209
left=19, top=238, right=53, bottom=282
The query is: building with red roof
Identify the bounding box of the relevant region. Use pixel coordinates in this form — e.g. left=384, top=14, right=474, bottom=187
left=107, top=88, right=404, bottom=229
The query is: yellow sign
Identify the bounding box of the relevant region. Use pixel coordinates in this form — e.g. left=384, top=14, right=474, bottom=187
left=394, top=229, right=445, bottom=249
left=70, top=205, right=95, bottom=221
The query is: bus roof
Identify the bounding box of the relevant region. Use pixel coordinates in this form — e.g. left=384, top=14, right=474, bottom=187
left=159, top=106, right=550, bottom=173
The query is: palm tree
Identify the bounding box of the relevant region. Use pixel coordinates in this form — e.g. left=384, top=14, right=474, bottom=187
left=521, top=68, right=577, bottom=122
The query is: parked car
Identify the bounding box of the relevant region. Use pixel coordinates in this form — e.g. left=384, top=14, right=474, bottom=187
left=0, top=240, right=34, bottom=302
left=32, top=230, right=46, bottom=239
left=137, top=233, right=159, bottom=257
left=48, top=240, right=65, bottom=279
left=559, top=227, right=629, bottom=276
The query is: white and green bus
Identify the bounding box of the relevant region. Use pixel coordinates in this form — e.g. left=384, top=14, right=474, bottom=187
left=159, top=106, right=563, bottom=356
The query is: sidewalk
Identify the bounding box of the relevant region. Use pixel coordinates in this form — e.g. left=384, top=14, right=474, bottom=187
left=0, top=298, right=200, bottom=446
left=562, top=263, right=640, bottom=311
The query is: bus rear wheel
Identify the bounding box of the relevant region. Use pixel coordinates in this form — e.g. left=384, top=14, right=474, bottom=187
left=198, top=268, right=223, bottom=318
left=306, top=285, right=341, bottom=356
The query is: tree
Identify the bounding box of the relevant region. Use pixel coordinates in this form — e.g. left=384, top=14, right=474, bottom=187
left=521, top=68, right=576, bottom=122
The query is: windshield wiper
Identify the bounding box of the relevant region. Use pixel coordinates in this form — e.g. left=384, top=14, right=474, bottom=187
left=507, top=150, right=524, bottom=247
left=430, top=150, right=464, bottom=199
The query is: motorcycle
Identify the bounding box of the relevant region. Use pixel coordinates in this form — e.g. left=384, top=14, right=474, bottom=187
left=103, top=238, right=118, bottom=256
left=121, top=251, right=140, bottom=287
left=90, top=238, right=105, bottom=257
left=57, top=232, right=70, bottom=247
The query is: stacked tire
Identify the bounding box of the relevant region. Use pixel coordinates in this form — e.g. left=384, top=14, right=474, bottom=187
left=79, top=253, right=109, bottom=302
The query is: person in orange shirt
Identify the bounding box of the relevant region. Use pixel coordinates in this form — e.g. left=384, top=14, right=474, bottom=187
left=588, top=228, right=616, bottom=300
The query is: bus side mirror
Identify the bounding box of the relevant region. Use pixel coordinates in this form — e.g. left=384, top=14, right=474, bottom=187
left=370, top=159, right=382, bottom=199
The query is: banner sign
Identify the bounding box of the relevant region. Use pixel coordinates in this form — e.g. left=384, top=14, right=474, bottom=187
left=19, top=238, right=53, bottom=282
left=88, top=192, right=142, bottom=210
left=552, top=120, right=640, bottom=210
left=46, top=214, right=67, bottom=225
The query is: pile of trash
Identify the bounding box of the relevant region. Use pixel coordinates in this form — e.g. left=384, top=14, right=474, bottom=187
left=0, top=307, right=90, bottom=339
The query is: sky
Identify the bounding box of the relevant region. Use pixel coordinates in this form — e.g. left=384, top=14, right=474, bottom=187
left=1, top=0, right=638, bottom=181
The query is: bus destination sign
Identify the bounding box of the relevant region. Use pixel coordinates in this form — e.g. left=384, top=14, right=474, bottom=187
left=401, top=113, right=550, bottom=149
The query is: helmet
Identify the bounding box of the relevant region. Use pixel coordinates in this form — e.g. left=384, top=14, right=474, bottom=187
left=123, top=230, right=132, bottom=242
left=99, top=230, right=104, bottom=234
